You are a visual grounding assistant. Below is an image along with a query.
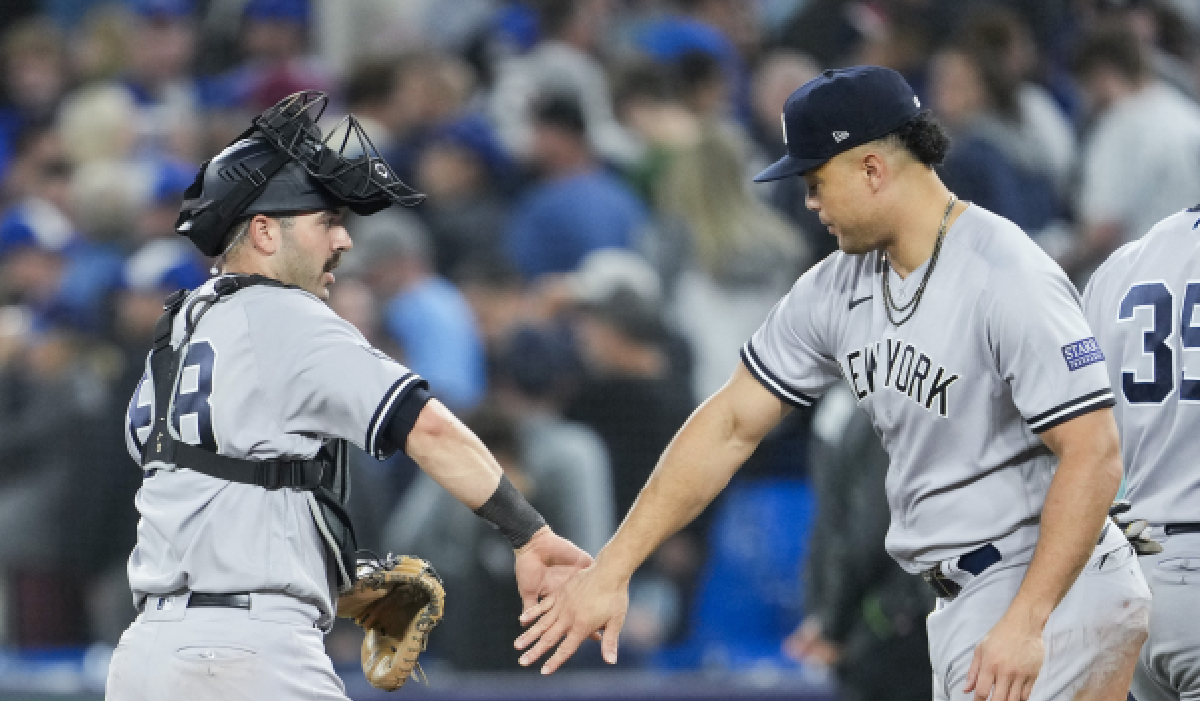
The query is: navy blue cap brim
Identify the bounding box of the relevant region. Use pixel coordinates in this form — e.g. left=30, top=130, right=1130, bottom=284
left=753, top=153, right=828, bottom=182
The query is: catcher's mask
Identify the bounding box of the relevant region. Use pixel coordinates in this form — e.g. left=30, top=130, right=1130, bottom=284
left=176, top=91, right=424, bottom=257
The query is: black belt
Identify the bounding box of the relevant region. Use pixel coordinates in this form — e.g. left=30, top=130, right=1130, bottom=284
left=190, top=593, right=251, bottom=609
left=921, top=543, right=1002, bottom=600
left=923, top=523, right=1113, bottom=601
left=139, top=592, right=251, bottom=613
left=1165, top=523, right=1200, bottom=536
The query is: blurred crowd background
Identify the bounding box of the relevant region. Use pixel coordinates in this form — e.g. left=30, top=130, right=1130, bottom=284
left=0, top=0, right=1198, bottom=696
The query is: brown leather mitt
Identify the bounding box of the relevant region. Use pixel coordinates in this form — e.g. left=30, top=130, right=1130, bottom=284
left=337, top=555, right=446, bottom=691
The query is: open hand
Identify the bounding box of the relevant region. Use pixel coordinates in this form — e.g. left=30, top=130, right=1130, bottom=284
left=964, top=611, right=1045, bottom=701
left=514, top=563, right=629, bottom=674
left=513, top=526, right=593, bottom=612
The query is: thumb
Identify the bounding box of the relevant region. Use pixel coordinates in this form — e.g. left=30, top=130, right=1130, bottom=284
left=601, top=613, right=626, bottom=664
left=515, top=565, right=537, bottom=612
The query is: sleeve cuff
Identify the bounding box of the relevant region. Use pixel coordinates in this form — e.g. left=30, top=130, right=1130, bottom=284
left=1026, top=388, right=1115, bottom=434
left=740, top=342, right=818, bottom=408
left=366, top=373, right=430, bottom=458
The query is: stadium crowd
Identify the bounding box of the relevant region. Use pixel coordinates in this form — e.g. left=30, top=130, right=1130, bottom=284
left=0, top=0, right=1198, bottom=688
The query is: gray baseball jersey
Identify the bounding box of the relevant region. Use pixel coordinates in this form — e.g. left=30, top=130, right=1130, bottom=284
left=123, top=276, right=426, bottom=626
left=742, top=204, right=1115, bottom=573
left=1082, top=206, right=1200, bottom=525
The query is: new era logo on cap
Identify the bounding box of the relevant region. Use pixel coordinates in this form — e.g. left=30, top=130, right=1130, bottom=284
left=832, top=131, right=850, bottom=143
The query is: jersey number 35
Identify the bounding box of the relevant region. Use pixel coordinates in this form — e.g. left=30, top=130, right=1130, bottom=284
left=1119, top=281, right=1200, bottom=404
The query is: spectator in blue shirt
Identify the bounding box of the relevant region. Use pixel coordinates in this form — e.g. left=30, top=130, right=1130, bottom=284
left=345, top=208, right=486, bottom=412
left=505, top=92, right=648, bottom=280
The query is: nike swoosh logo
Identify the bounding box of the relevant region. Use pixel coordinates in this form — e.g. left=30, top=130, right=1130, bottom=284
left=849, top=295, right=873, bottom=311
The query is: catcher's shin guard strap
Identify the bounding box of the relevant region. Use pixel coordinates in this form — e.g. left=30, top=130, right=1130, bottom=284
left=474, top=475, right=547, bottom=549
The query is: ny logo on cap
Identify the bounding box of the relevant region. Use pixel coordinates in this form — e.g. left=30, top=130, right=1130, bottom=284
left=832, top=131, right=850, bottom=143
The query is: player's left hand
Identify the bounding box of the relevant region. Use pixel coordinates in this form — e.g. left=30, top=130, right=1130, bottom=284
left=513, top=526, right=593, bottom=612
left=964, top=611, right=1045, bottom=701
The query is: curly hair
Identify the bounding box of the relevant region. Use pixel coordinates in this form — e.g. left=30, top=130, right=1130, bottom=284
left=878, top=110, right=952, bottom=167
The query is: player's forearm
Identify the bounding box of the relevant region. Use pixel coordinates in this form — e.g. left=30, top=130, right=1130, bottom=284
left=405, top=398, right=502, bottom=509
left=593, top=390, right=771, bottom=584
left=1008, top=412, right=1123, bottom=629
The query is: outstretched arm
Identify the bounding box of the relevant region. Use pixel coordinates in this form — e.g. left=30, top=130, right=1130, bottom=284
left=515, top=363, right=789, bottom=674
left=405, top=398, right=593, bottom=609
left=405, top=398, right=504, bottom=508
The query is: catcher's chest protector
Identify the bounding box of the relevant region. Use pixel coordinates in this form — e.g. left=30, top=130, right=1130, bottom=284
left=141, top=275, right=360, bottom=590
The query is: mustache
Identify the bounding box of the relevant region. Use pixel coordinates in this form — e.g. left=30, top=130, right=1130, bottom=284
left=323, top=252, right=342, bottom=273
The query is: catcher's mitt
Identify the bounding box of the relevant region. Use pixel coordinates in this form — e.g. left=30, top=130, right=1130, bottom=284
left=337, top=555, right=446, bottom=691
left=1109, top=500, right=1164, bottom=556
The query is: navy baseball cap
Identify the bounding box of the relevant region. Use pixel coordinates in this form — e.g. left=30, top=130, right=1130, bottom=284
left=754, top=66, right=922, bottom=182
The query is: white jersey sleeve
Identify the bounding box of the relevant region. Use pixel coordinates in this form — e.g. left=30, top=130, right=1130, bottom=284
left=986, top=263, right=1115, bottom=434
left=741, top=256, right=849, bottom=408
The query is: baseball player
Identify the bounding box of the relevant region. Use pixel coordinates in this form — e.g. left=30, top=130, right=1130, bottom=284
left=1083, top=205, right=1200, bottom=701
left=105, top=92, right=592, bottom=700
left=515, top=67, right=1151, bottom=701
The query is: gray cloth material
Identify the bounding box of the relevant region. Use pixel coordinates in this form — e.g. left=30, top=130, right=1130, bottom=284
left=1083, top=208, right=1200, bottom=525
left=106, top=602, right=348, bottom=701
left=1130, top=531, right=1200, bottom=701
left=804, top=386, right=934, bottom=646
left=744, top=204, right=1115, bottom=573
left=122, top=276, right=420, bottom=627
left=928, top=526, right=1149, bottom=701
left=1084, top=207, right=1200, bottom=701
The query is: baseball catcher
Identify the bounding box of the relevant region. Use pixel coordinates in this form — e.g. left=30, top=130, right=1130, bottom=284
left=106, top=90, right=593, bottom=701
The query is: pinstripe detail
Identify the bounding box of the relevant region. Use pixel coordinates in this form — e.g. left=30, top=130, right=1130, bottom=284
left=740, top=342, right=816, bottom=408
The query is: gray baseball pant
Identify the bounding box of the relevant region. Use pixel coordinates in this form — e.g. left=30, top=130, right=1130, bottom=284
left=105, top=592, right=350, bottom=701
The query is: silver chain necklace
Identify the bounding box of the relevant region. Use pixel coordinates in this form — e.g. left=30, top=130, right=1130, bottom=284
left=881, top=193, right=958, bottom=327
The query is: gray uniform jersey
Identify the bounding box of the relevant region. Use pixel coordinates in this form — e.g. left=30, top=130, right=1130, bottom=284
left=1082, top=207, right=1200, bottom=525
left=743, top=205, right=1114, bottom=573
left=123, top=277, right=425, bottom=625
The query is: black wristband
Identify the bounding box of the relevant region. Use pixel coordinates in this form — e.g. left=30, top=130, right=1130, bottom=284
left=473, top=475, right=547, bottom=549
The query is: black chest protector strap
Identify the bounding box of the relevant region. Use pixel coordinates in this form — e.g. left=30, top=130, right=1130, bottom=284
left=141, top=276, right=335, bottom=490
left=142, top=275, right=359, bottom=588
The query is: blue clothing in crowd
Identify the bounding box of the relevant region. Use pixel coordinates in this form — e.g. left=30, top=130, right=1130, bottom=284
left=505, top=168, right=648, bottom=279
left=384, top=277, right=486, bottom=411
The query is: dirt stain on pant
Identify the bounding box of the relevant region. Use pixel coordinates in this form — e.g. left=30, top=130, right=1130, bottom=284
left=1049, top=596, right=1150, bottom=701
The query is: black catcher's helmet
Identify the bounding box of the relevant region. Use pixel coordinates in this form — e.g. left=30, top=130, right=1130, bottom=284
left=176, top=91, right=424, bottom=257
